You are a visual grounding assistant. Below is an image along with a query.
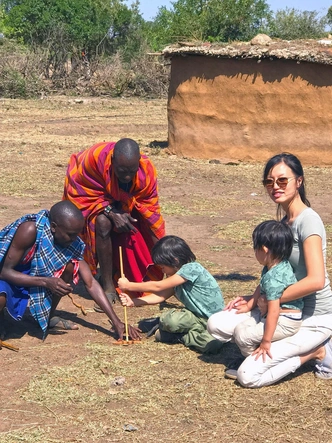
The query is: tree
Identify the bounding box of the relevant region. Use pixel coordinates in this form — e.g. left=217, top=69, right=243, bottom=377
left=1, top=0, right=142, bottom=55
left=146, top=0, right=271, bottom=50
left=269, top=8, right=327, bottom=40
left=327, top=6, right=332, bottom=28
left=0, top=0, right=145, bottom=76
left=203, top=0, right=271, bottom=42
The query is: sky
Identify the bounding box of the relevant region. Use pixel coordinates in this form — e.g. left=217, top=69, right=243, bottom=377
left=127, top=1, right=331, bottom=20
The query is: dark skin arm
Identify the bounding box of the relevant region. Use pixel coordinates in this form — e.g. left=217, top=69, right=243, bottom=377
left=78, top=260, right=141, bottom=340
left=0, top=222, right=73, bottom=296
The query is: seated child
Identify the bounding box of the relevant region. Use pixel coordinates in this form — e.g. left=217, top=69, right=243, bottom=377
left=118, top=235, right=224, bottom=354
left=234, top=220, right=303, bottom=362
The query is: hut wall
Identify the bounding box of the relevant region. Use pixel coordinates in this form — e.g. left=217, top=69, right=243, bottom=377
left=167, top=55, right=332, bottom=164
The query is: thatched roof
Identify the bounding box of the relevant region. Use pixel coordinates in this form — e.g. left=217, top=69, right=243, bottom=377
left=162, top=37, right=332, bottom=65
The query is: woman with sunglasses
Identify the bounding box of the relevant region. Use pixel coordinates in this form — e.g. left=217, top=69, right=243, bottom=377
left=207, top=152, right=332, bottom=387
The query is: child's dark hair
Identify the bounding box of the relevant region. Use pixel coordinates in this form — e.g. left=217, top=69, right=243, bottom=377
left=252, top=220, right=294, bottom=261
left=152, top=235, right=196, bottom=268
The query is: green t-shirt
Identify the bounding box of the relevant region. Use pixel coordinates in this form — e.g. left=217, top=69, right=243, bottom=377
left=175, top=262, right=224, bottom=319
left=260, top=260, right=302, bottom=311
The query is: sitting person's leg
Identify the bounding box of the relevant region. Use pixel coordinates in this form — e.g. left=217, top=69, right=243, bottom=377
left=0, top=279, right=30, bottom=338
left=0, top=292, right=6, bottom=339
left=207, top=308, right=259, bottom=343
left=237, top=314, right=332, bottom=388
left=234, top=314, right=302, bottom=358
left=234, top=316, right=264, bottom=357
left=159, top=308, right=222, bottom=353
left=95, top=213, right=117, bottom=302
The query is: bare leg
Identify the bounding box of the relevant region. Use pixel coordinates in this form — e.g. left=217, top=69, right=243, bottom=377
left=48, top=262, right=78, bottom=330
left=95, top=214, right=117, bottom=300
left=299, top=343, right=326, bottom=365
left=0, top=293, right=6, bottom=340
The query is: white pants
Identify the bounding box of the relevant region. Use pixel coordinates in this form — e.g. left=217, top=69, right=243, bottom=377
left=207, top=308, right=261, bottom=343
left=234, top=314, right=302, bottom=357
left=207, top=310, right=332, bottom=388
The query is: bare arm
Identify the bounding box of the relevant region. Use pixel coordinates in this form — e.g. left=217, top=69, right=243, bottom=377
left=281, top=235, right=325, bottom=303
left=119, top=287, right=174, bottom=307
left=0, top=222, right=73, bottom=296
left=78, top=260, right=141, bottom=340
left=252, top=299, right=280, bottom=362
left=118, top=274, right=186, bottom=294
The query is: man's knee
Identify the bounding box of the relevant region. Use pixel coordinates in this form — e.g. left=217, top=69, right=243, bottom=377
left=96, top=214, right=113, bottom=239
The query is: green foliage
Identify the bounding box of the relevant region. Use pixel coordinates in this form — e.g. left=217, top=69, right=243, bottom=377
left=0, top=0, right=330, bottom=99
left=327, top=6, right=332, bottom=27
left=269, top=8, right=327, bottom=40
left=203, top=0, right=271, bottom=42
left=145, top=0, right=271, bottom=49
left=1, top=0, right=142, bottom=56
left=0, top=39, right=46, bottom=97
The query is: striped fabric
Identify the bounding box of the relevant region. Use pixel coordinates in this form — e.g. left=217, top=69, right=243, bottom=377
left=63, top=142, right=165, bottom=275
left=0, top=210, right=85, bottom=336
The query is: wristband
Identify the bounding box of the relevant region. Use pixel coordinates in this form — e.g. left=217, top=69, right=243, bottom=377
left=104, top=205, right=113, bottom=216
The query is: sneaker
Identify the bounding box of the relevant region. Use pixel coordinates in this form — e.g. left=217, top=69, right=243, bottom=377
left=138, top=317, right=160, bottom=336
left=225, top=369, right=238, bottom=380
left=227, top=356, right=245, bottom=370
left=315, top=337, right=332, bottom=380
left=154, top=328, right=184, bottom=344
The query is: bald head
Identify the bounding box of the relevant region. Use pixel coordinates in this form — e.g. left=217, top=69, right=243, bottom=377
left=112, top=138, right=141, bottom=184
left=113, top=138, right=140, bottom=162
left=50, top=201, right=84, bottom=247
left=50, top=201, right=84, bottom=225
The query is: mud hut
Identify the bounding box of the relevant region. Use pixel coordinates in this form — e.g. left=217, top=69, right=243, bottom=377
left=163, top=37, right=332, bottom=165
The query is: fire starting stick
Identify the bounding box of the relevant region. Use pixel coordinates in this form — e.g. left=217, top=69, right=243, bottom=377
left=119, top=246, right=129, bottom=342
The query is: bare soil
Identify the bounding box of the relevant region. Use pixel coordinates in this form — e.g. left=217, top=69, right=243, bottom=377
left=0, top=96, right=332, bottom=443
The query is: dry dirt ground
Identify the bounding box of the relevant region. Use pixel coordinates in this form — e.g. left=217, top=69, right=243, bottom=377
left=0, top=96, right=332, bottom=443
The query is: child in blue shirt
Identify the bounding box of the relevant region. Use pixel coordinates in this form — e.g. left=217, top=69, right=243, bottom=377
left=234, top=220, right=302, bottom=362
left=118, top=235, right=224, bottom=354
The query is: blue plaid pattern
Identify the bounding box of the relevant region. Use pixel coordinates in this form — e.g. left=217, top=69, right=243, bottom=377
left=0, top=210, right=85, bottom=336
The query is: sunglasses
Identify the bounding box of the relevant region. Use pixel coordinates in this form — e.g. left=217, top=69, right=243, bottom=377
left=262, top=177, right=296, bottom=189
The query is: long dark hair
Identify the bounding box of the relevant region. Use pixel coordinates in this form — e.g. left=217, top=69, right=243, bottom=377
left=263, top=152, right=310, bottom=219
left=253, top=220, right=294, bottom=261
left=152, top=235, right=196, bottom=268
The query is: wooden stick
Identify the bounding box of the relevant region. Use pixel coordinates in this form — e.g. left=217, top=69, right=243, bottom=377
left=0, top=340, right=19, bottom=352
left=68, top=293, right=87, bottom=315
left=119, top=246, right=129, bottom=342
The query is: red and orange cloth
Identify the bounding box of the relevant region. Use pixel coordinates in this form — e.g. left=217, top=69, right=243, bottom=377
left=63, top=142, right=165, bottom=292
